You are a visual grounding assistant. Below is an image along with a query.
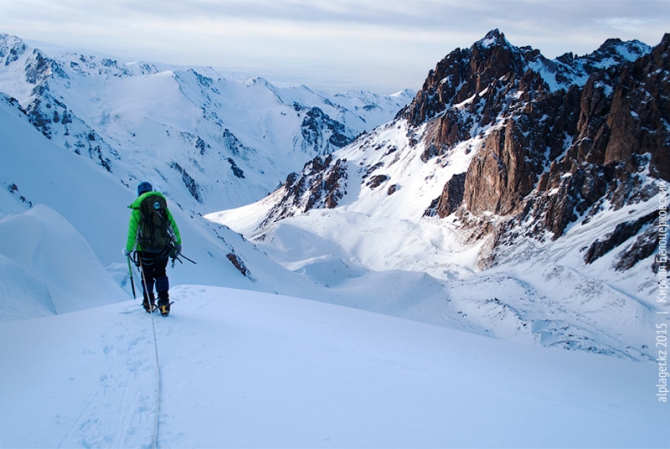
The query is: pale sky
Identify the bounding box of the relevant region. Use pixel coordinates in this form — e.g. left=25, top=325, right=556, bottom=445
left=0, top=0, right=668, bottom=94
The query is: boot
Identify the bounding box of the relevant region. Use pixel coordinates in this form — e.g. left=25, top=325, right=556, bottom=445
left=157, top=290, right=170, bottom=316
left=142, top=292, right=155, bottom=313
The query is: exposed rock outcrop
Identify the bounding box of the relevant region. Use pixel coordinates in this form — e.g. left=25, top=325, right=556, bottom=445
left=255, top=29, right=667, bottom=272
left=412, top=30, right=668, bottom=269
left=435, top=173, right=466, bottom=218
left=259, top=154, right=348, bottom=227
left=584, top=211, right=659, bottom=264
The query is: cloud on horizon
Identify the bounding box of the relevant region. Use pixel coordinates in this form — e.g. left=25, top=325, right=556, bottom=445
left=1, top=0, right=668, bottom=93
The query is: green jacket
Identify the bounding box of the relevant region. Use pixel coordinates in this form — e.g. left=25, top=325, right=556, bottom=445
left=125, top=191, right=182, bottom=252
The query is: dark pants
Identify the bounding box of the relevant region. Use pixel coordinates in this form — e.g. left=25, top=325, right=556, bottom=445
left=137, top=249, right=170, bottom=305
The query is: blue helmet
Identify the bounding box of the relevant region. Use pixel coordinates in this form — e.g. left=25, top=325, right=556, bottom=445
left=137, top=181, right=153, bottom=197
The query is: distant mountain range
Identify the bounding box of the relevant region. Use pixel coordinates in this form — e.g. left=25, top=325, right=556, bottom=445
left=1, top=29, right=667, bottom=361
left=0, top=33, right=414, bottom=211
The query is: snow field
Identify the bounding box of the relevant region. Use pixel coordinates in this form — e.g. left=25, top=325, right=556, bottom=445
left=0, top=301, right=159, bottom=448
left=1, top=285, right=667, bottom=448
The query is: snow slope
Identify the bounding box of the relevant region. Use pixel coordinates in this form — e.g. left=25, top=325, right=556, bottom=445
left=1, top=285, right=667, bottom=448
left=209, top=117, right=664, bottom=361
left=0, top=91, right=331, bottom=312
left=0, top=205, right=125, bottom=319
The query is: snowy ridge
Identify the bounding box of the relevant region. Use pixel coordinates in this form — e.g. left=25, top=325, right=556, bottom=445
left=0, top=33, right=413, bottom=213
left=472, top=29, right=651, bottom=93
left=526, top=36, right=651, bottom=92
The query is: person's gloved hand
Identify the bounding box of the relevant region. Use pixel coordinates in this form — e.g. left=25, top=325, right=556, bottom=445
left=174, top=243, right=182, bottom=254
left=123, top=248, right=131, bottom=258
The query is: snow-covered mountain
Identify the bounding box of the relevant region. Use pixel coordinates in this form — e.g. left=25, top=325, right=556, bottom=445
left=1, top=29, right=668, bottom=447
left=0, top=33, right=413, bottom=212
left=0, top=92, right=320, bottom=305
left=1, top=29, right=665, bottom=362
left=210, top=30, right=669, bottom=361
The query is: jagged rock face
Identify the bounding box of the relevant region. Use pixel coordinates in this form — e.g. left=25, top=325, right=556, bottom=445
left=269, top=29, right=667, bottom=272
left=404, top=31, right=668, bottom=270
left=584, top=211, right=658, bottom=265
left=403, top=29, right=527, bottom=128
left=298, top=106, right=354, bottom=154
left=433, top=172, right=465, bottom=218
left=605, top=36, right=670, bottom=180
left=514, top=35, right=670, bottom=246
left=259, top=154, right=348, bottom=227
left=401, top=30, right=588, bottom=219
left=463, top=116, right=547, bottom=216
left=614, top=218, right=661, bottom=271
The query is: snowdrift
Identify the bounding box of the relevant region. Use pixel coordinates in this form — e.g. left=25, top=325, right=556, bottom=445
left=0, top=205, right=126, bottom=319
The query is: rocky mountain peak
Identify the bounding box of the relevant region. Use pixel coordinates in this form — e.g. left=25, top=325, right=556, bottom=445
left=426, top=31, right=667, bottom=271
left=0, top=34, right=28, bottom=66
left=588, top=37, right=650, bottom=66
left=401, top=29, right=528, bottom=127
left=263, top=30, right=667, bottom=275
left=473, top=28, right=517, bottom=59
